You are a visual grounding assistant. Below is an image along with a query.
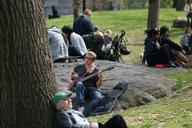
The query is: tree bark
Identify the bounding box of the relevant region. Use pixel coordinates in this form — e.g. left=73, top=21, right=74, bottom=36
left=0, top=0, right=56, bottom=128
left=147, top=0, right=160, bottom=29
left=176, top=0, right=185, bottom=11
left=83, top=0, right=86, bottom=12
left=73, top=0, right=81, bottom=21
left=173, top=0, right=177, bottom=8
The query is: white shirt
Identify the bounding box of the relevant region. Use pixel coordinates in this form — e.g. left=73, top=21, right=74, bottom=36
left=67, top=109, right=90, bottom=126
left=70, top=32, right=88, bottom=55
left=184, top=3, right=192, bottom=13
left=48, top=26, right=69, bottom=61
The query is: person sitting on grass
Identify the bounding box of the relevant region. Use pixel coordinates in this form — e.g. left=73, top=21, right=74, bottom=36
left=143, top=28, right=177, bottom=68
left=180, top=27, right=192, bottom=55
left=61, top=25, right=88, bottom=58
left=73, top=9, right=94, bottom=36
left=52, top=91, right=128, bottom=128
left=160, top=25, right=189, bottom=66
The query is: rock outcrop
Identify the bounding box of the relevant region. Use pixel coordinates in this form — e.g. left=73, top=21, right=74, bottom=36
left=53, top=60, right=186, bottom=110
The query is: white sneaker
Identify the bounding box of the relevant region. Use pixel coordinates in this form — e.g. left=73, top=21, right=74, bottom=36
left=78, top=107, right=85, bottom=113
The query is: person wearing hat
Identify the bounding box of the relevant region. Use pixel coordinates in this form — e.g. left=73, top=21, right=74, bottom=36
left=52, top=91, right=128, bottom=128
left=160, top=25, right=189, bottom=66
left=143, top=28, right=177, bottom=67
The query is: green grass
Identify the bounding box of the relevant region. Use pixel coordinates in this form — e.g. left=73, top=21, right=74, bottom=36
left=46, top=8, right=192, bottom=128
left=89, top=70, right=192, bottom=128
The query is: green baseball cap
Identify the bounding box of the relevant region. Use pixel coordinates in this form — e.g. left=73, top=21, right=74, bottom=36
left=52, top=91, right=72, bottom=106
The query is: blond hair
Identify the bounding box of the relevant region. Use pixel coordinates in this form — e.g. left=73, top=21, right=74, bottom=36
left=84, top=9, right=92, bottom=17
left=86, top=51, right=97, bottom=60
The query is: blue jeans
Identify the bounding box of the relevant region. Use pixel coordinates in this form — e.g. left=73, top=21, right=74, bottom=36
left=75, top=82, right=102, bottom=116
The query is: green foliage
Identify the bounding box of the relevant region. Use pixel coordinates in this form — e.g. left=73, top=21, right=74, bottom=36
left=166, top=70, right=192, bottom=89
left=122, top=0, right=173, bottom=9
left=122, top=0, right=148, bottom=9
left=160, top=0, right=173, bottom=8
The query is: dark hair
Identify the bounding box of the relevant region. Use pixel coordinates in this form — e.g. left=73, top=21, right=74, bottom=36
left=160, top=25, right=169, bottom=36
left=61, top=26, right=73, bottom=44
left=145, top=28, right=159, bottom=38
left=61, top=26, right=73, bottom=35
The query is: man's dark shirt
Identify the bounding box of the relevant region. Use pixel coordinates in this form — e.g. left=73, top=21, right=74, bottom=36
left=73, top=15, right=94, bottom=36
left=74, top=63, right=99, bottom=87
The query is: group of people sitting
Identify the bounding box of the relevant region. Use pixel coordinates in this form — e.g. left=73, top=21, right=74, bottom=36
left=142, top=25, right=192, bottom=68
left=48, top=9, right=129, bottom=63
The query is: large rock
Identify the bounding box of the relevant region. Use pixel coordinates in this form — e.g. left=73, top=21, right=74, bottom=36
left=172, top=17, right=187, bottom=28
left=53, top=60, right=185, bottom=110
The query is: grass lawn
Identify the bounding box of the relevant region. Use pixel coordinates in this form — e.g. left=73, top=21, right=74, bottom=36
left=46, top=8, right=192, bottom=128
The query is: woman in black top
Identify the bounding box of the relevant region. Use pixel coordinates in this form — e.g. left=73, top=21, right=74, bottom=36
left=160, top=26, right=189, bottom=66
left=143, top=28, right=177, bottom=67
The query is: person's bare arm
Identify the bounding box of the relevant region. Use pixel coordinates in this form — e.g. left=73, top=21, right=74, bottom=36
left=90, top=122, right=99, bottom=128
left=96, top=70, right=103, bottom=87
left=69, top=69, right=76, bottom=86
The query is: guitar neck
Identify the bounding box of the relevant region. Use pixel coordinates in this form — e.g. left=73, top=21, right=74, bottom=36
left=79, top=66, right=114, bottom=82
left=80, top=72, right=98, bottom=82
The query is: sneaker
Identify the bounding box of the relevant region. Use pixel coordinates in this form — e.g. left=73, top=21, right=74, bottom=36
left=167, top=61, right=177, bottom=68
left=78, top=107, right=85, bottom=113
left=174, top=62, right=182, bottom=67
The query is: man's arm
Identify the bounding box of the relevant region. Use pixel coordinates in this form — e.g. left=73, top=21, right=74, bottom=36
left=69, top=69, right=76, bottom=86
left=96, top=70, right=103, bottom=87
left=56, top=110, right=93, bottom=128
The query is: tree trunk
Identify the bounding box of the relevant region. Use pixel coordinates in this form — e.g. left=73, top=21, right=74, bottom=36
left=0, top=0, right=56, bottom=128
left=83, top=0, right=86, bottom=12
left=173, top=0, right=177, bottom=8
left=176, top=0, right=185, bottom=11
left=147, top=0, right=160, bottom=29
left=92, top=0, right=97, bottom=11
left=73, top=0, right=81, bottom=21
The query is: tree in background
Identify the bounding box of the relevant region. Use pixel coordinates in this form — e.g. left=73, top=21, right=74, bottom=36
left=0, top=0, right=56, bottom=128
left=173, top=0, right=177, bottom=8
left=73, top=0, right=81, bottom=20
left=147, top=0, right=160, bottom=29
left=176, top=0, right=185, bottom=11
left=83, top=0, right=86, bottom=12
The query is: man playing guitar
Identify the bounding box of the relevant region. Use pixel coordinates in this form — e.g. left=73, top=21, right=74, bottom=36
left=69, top=51, right=103, bottom=117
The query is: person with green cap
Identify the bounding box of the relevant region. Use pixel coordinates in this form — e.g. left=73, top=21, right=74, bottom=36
left=52, top=91, right=128, bottom=128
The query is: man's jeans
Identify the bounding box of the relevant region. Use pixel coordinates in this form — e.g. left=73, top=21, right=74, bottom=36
left=75, top=82, right=102, bottom=116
